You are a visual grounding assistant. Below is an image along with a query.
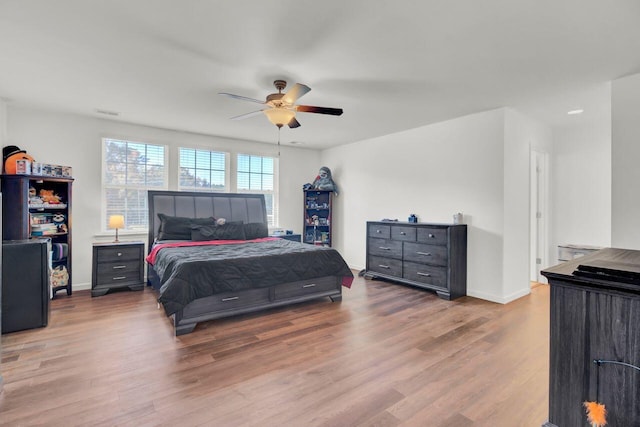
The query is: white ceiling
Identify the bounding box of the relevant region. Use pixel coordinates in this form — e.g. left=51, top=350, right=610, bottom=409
left=1, top=1, right=639, bottom=149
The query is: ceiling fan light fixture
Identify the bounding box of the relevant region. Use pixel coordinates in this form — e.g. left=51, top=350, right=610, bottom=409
left=264, top=108, right=295, bottom=127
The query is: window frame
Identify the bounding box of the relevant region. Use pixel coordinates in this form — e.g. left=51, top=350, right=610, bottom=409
left=102, top=140, right=280, bottom=232
left=101, top=137, right=168, bottom=233
left=177, top=147, right=229, bottom=192
left=236, top=152, right=279, bottom=227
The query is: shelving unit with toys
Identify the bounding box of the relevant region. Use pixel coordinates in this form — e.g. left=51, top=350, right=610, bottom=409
left=1, top=174, right=74, bottom=297
left=303, top=189, right=333, bottom=247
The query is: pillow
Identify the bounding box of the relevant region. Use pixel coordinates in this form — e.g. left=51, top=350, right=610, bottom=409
left=157, top=214, right=216, bottom=240
left=191, top=222, right=247, bottom=241
left=243, top=222, right=269, bottom=240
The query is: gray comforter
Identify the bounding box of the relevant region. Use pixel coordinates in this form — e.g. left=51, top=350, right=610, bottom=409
left=150, top=239, right=353, bottom=315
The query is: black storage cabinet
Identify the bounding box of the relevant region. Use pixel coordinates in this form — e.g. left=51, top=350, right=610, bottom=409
left=1, top=239, right=50, bottom=333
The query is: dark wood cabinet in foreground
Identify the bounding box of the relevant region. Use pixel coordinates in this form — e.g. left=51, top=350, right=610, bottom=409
left=92, top=241, right=145, bottom=297
left=541, top=248, right=640, bottom=427
left=364, top=221, right=467, bottom=300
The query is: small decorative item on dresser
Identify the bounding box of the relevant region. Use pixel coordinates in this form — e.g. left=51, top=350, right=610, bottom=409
left=408, top=214, right=418, bottom=223
left=108, top=214, right=125, bottom=242
left=453, top=212, right=463, bottom=224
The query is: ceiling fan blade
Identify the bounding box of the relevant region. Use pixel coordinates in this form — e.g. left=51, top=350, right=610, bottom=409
left=219, top=92, right=266, bottom=105
left=288, top=117, right=301, bottom=128
left=296, top=105, right=343, bottom=116
left=230, top=109, right=265, bottom=120
left=282, top=83, right=311, bottom=104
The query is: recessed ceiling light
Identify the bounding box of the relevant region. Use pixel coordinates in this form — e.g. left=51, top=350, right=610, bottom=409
left=567, top=109, right=584, bottom=115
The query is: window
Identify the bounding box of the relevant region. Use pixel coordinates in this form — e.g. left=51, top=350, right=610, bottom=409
left=103, top=138, right=167, bottom=232
left=237, top=153, right=277, bottom=226
left=179, top=148, right=227, bottom=191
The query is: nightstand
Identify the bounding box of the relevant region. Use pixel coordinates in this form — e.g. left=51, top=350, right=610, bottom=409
left=92, top=241, right=145, bottom=297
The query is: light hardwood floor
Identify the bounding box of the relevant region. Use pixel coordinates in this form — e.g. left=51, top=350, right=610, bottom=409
left=1, top=275, right=549, bottom=426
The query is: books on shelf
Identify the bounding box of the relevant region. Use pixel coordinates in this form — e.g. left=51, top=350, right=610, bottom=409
left=28, top=203, right=67, bottom=209
left=31, top=223, right=59, bottom=235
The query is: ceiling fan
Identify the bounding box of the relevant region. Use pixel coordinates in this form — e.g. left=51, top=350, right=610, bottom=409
left=219, top=80, right=343, bottom=128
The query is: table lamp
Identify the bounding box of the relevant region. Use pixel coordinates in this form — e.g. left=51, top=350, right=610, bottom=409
left=108, top=214, right=125, bottom=242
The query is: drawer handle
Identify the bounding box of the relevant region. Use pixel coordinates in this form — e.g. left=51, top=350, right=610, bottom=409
left=376, top=229, right=382, bottom=233
left=400, top=231, right=406, bottom=235
left=417, top=272, right=431, bottom=277
left=221, top=297, right=239, bottom=302
left=112, top=276, right=126, bottom=280
left=428, top=234, right=435, bottom=238
left=417, top=252, right=432, bottom=256
left=302, top=283, right=316, bottom=288
left=117, top=252, right=122, bottom=257
left=113, top=265, right=126, bottom=269
left=378, top=264, right=390, bottom=269
left=379, top=246, right=391, bottom=250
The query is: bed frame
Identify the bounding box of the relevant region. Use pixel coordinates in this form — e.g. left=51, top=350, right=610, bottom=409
left=147, top=190, right=342, bottom=335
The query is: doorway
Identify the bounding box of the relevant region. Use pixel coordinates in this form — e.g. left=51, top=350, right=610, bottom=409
left=530, top=149, right=548, bottom=284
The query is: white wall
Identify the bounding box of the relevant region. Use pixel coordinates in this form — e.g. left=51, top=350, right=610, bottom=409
left=552, top=84, right=612, bottom=254
left=0, top=98, right=5, bottom=393
left=504, top=109, right=553, bottom=293
left=0, top=100, right=6, bottom=145
left=5, top=106, right=320, bottom=290
left=321, top=108, right=511, bottom=302
left=612, top=72, right=640, bottom=249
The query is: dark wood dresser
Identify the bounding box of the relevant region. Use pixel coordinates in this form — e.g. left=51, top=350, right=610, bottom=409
left=541, top=248, right=640, bottom=427
left=92, top=241, right=145, bottom=297
left=364, top=221, right=467, bottom=300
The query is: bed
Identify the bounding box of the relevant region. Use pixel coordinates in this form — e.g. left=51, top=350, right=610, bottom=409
left=146, top=190, right=354, bottom=335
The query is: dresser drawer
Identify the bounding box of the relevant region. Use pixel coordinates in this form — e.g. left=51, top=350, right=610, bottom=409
left=417, top=227, right=448, bottom=246
left=97, top=246, right=141, bottom=262
left=274, top=276, right=339, bottom=300
left=403, top=242, right=448, bottom=267
left=368, top=238, right=402, bottom=258
left=403, top=261, right=447, bottom=288
left=391, top=226, right=416, bottom=241
left=367, top=255, right=402, bottom=277
left=368, top=223, right=391, bottom=239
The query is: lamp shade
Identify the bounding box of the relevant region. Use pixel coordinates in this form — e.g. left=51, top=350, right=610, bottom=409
left=264, top=108, right=295, bottom=127
left=108, top=214, right=125, bottom=229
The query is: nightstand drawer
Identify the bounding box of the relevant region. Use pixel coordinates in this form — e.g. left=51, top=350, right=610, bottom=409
left=96, top=260, right=141, bottom=276
left=97, top=246, right=141, bottom=262
left=95, top=271, right=143, bottom=287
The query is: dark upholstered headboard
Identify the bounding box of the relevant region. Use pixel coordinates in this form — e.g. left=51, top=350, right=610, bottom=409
left=147, top=190, right=268, bottom=249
